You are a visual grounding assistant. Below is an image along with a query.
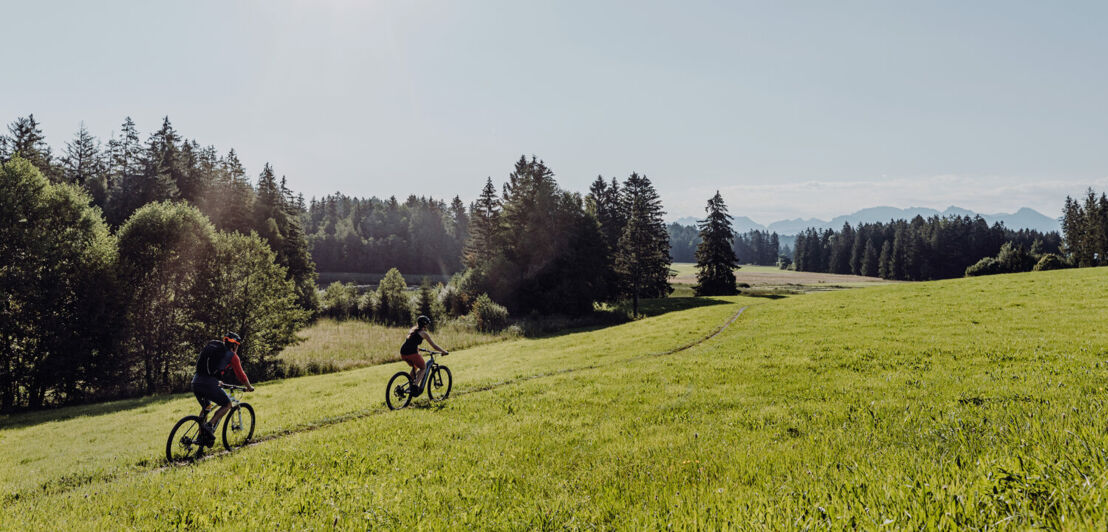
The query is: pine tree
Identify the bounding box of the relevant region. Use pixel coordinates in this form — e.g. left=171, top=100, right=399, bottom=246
left=693, top=191, right=739, bottom=296
left=3, top=114, right=59, bottom=180
left=616, top=172, right=672, bottom=315
left=62, top=122, right=108, bottom=205
left=106, top=117, right=144, bottom=226
left=464, top=177, right=501, bottom=269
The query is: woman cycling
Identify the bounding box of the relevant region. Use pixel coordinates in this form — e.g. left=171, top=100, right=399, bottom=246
left=400, top=315, right=448, bottom=388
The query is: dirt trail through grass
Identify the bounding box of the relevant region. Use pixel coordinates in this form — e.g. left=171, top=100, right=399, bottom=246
left=153, top=306, right=748, bottom=475
left=1, top=299, right=752, bottom=504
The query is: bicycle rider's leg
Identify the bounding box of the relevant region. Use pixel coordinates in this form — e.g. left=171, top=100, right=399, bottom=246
left=195, top=380, right=232, bottom=430
left=401, top=352, right=426, bottom=386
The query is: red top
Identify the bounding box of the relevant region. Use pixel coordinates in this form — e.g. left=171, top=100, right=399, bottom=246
left=228, top=354, right=250, bottom=386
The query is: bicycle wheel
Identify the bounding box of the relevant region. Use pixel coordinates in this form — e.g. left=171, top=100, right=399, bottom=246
left=222, top=403, right=256, bottom=451
left=386, top=372, right=414, bottom=410
left=166, top=415, right=206, bottom=462
left=427, top=365, right=452, bottom=402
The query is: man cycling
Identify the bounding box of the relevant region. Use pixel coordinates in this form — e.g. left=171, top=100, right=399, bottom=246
left=191, top=332, right=254, bottom=446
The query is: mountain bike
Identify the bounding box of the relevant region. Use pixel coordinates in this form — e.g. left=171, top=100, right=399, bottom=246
left=165, top=383, right=256, bottom=462
left=386, top=348, right=452, bottom=410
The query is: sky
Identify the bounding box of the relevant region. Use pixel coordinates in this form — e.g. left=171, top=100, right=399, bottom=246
left=3, top=0, right=1107, bottom=223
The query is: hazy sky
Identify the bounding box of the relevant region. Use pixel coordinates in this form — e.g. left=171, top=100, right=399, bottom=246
left=4, top=0, right=1107, bottom=222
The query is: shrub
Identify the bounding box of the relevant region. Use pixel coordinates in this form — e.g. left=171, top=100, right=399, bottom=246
left=469, top=293, right=510, bottom=332
left=319, top=282, right=357, bottom=320
left=965, top=257, right=1001, bottom=277
left=375, top=268, right=410, bottom=325
left=1033, top=253, right=1067, bottom=272
left=996, top=242, right=1035, bottom=273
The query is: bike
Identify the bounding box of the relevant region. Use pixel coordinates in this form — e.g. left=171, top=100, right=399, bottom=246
left=165, top=383, right=256, bottom=462
left=386, top=348, right=452, bottom=410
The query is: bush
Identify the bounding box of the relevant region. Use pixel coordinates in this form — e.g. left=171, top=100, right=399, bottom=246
left=996, top=242, right=1035, bottom=273
left=319, top=282, right=357, bottom=320
left=375, top=268, right=410, bottom=325
left=965, top=257, right=1001, bottom=277
left=1033, top=253, right=1067, bottom=272
left=469, top=293, right=510, bottom=332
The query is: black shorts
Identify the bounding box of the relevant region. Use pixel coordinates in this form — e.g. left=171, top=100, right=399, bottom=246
left=192, top=379, right=230, bottom=408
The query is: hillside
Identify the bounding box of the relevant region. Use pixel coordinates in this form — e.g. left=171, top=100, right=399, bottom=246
left=4, top=268, right=1108, bottom=528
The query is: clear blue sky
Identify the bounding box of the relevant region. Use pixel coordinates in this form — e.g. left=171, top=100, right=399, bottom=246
left=4, top=0, right=1106, bottom=222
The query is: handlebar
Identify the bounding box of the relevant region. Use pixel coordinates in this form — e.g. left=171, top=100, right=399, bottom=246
left=219, top=383, right=249, bottom=391
left=418, top=348, right=448, bottom=355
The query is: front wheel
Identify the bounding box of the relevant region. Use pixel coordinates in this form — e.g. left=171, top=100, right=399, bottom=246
left=222, top=403, right=256, bottom=451
left=386, top=372, right=414, bottom=410
left=427, top=366, right=452, bottom=402
left=166, top=415, right=207, bottom=462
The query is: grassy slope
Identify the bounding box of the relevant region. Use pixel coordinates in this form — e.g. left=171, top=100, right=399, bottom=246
left=6, top=268, right=1108, bottom=529
left=278, top=319, right=512, bottom=374
left=0, top=297, right=744, bottom=506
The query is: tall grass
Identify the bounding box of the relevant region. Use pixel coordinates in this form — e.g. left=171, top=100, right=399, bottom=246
left=277, top=319, right=514, bottom=376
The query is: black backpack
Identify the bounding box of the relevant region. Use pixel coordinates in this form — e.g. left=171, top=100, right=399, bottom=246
left=196, top=340, right=233, bottom=377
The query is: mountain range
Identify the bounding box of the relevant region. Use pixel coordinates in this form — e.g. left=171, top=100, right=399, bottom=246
left=671, top=206, right=1060, bottom=235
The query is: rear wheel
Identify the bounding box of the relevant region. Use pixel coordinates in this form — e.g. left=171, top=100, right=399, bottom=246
left=222, top=403, right=256, bottom=451
left=166, top=415, right=207, bottom=462
left=427, top=366, right=452, bottom=402
left=386, top=372, right=414, bottom=410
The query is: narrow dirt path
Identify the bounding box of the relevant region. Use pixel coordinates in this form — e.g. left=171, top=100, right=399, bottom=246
left=37, top=306, right=749, bottom=496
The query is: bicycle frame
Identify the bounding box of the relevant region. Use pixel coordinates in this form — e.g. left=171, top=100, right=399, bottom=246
left=200, top=384, right=244, bottom=423
left=416, top=349, right=444, bottom=390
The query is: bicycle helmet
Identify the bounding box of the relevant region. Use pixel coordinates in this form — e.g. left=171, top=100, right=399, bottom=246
left=416, top=315, right=431, bottom=328
left=223, top=332, right=243, bottom=347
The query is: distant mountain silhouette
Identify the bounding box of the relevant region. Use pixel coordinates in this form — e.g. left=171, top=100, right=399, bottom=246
left=672, top=206, right=1059, bottom=235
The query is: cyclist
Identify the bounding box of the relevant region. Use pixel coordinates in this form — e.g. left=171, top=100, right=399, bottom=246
left=400, top=315, right=448, bottom=389
left=192, top=332, right=254, bottom=446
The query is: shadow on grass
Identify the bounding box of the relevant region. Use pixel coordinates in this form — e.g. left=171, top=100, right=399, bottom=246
left=0, top=393, right=184, bottom=431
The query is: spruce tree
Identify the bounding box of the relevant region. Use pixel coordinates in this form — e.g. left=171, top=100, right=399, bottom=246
left=464, top=177, right=501, bottom=269
left=693, top=191, right=739, bottom=296
left=106, top=117, right=144, bottom=226
left=62, top=123, right=108, bottom=205
left=616, top=172, right=672, bottom=315
left=3, top=115, right=59, bottom=180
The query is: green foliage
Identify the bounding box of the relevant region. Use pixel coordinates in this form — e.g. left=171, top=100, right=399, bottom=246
left=413, top=277, right=436, bottom=325
left=965, top=256, right=1001, bottom=277
left=469, top=293, right=510, bottom=332
left=694, top=191, right=739, bottom=296
left=319, top=282, right=358, bottom=320
left=966, top=242, right=1037, bottom=277
left=374, top=268, right=410, bottom=326
left=1033, top=253, right=1066, bottom=271
left=308, top=193, right=467, bottom=275
left=465, top=156, right=610, bottom=315
left=616, top=172, right=672, bottom=314
left=196, top=232, right=309, bottom=379
left=796, top=216, right=1061, bottom=281
left=116, top=202, right=218, bottom=393
left=0, top=158, right=118, bottom=409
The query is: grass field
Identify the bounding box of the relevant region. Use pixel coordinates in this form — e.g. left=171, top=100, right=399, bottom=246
left=278, top=319, right=514, bottom=375
left=4, top=268, right=1108, bottom=529
left=671, top=262, right=891, bottom=290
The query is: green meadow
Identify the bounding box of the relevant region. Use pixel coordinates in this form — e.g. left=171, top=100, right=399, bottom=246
left=4, top=268, right=1108, bottom=529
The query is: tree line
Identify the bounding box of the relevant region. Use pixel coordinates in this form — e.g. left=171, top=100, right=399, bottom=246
left=668, top=224, right=781, bottom=266
left=0, top=159, right=306, bottom=410
left=0, top=114, right=318, bottom=309
left=791, top=216, right=1062, bottom=280
left=305, top=193, right=468, bottom=275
